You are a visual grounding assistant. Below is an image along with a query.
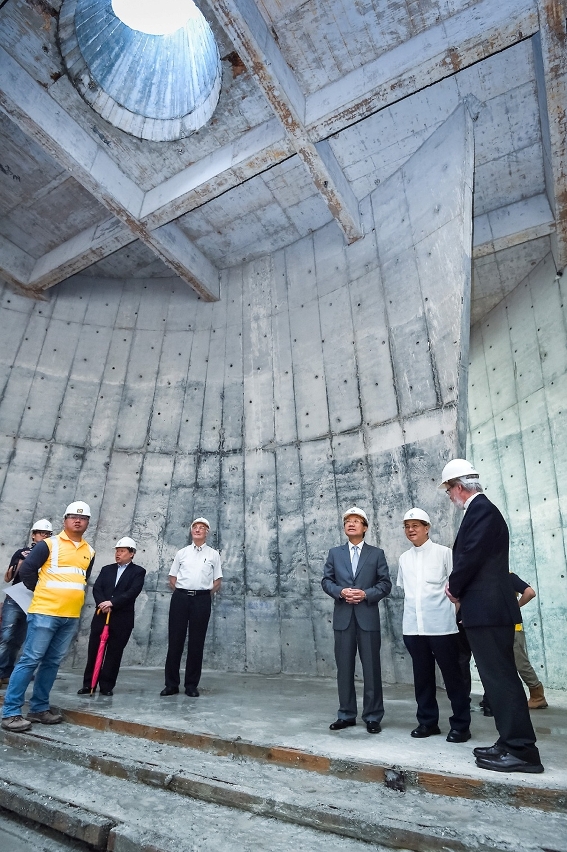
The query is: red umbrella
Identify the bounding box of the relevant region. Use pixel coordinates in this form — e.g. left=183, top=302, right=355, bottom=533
left=90, top=609, right=111, bottom=694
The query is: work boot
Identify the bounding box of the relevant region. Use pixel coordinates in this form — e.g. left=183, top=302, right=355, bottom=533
left=26, top=708, right=64, bottom=724
left=528, top=684, right=548, bottom=709
left=1, top=715, right=32, bottom=732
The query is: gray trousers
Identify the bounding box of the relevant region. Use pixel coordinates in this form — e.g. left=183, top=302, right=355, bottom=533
left=334, top=617, right=383, bottom=723
left=514, top=629, right=541, bottom=689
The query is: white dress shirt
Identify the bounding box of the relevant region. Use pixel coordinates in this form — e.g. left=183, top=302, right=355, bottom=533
left=169, top=543, right=222, bottom=590
left=397, top=538, right=457, bottom=635
left=349, top=542, right=362, bottom=577
left=115, top=561, right=131, bottom=586
left=464, top=491, right=481, bottom=511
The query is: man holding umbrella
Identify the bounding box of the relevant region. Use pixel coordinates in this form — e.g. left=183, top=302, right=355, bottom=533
left=78, top=537, right=145, bottom=696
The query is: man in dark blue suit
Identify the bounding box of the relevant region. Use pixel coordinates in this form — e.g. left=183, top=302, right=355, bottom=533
left=442, top=459, right=543, bottom=773
left=322, top=507, right=391, bottom=733
left=78, top=537, right=145, bottom=697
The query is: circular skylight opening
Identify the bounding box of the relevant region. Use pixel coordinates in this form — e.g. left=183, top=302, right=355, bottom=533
left=111, top=0, right=200, bottom=36
left=59, top=0, right=222, bottom=142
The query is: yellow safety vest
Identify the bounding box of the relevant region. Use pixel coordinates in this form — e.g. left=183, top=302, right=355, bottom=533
left=29, top=532, right=95, bottom=618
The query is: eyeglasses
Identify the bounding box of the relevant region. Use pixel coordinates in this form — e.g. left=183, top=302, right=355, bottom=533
left=445, top=483, right=459, bottom=495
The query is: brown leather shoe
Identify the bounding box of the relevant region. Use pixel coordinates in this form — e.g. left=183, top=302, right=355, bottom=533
left=26, top=708, right=63, bottom=724
left=1, top=715, right=32, bottom=732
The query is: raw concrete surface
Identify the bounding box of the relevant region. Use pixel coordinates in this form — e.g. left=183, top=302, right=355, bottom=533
left=47, top=667, right=567, bottom=791
left=0, top=810, right=92, bottom=852
left=468, top=251, right=567, bottom=690
left=0, top=104, right=474, bottom=690
left=1, top=669, right=567, bottom=852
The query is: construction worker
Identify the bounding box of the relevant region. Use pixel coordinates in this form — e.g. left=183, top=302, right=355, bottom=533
left=1, top=502, right=95, bottom=732
left=0, top=519, right=52, bottom=686
left=479, top=573, right=548, bottom=713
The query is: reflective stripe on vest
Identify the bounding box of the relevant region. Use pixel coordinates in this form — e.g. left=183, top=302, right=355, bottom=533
left=47, top=536, right=87, bottom=591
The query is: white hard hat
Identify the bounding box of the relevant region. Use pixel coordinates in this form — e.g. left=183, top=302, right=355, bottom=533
left=191, top=517, right=210, bottom=529
left=32, top=518, right=52, bottom=532
left=64, top=501, right=91, bottom=517
left=343, top=506, right=369, bottom=524
left=115, top=536, right=136, bottom=550
left=403, top=508, right=431, bottom=524
left=439, top=459, right=480, bottom=488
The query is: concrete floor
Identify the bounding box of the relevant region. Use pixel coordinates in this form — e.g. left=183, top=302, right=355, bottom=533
left=45, top=667, right=567, bottom=791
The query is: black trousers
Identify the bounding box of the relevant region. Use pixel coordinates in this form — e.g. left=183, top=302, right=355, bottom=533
left=456, top=623, right=472, bottom=695
left=403, top=633, right=471, bottom=731
left=82, top=610, right=134, bottom=692
left=164, top=590, right=212, bottom=690
left=334, top=617, right=383, bottom=723
left=465, top=624, right=540, bottom=764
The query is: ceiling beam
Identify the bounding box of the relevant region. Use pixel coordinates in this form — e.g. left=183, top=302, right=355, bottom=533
left=532, top=1, right=567, bottom=272
left=28, top=219, right=135, bottom=290
left=146, top=223, right=220, bottom=301
left=211, top=0, right=363, bottom=242
left=141, top=117, right=291, bottom=227
left=307, top=0, right=538, bottom=135
left=0, top=47, right=220, bottom=300
left=0, top=234, right=35, bottom=292
left=0, top=0, right=543, bottom=294
left=473, top=193, right=555, bottom=258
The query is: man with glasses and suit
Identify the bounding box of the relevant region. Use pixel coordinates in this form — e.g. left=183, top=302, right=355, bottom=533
left=322, top=507, right=391, bottom=734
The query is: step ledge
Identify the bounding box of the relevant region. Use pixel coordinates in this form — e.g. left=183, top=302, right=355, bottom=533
left=59, top=707, right=567, bottom=813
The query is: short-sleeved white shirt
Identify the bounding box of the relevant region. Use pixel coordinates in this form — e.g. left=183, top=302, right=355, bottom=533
left=169, top=543, right=222, bottom=590
left=397, top=538, right=457, bottom=635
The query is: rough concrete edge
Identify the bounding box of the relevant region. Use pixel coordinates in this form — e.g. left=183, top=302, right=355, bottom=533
left=60, top=707, right=567, bottom=814
left=108, top=823, right=183, bottom=852
left=0, top=731, right=535, bottom=852
left=0, top=774, right=115, bottom=849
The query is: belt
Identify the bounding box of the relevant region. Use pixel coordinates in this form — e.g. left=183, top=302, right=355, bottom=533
left=174, top=588, right=210, bottom=596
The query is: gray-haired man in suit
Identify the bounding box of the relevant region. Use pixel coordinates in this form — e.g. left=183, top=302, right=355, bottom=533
left=322, top=506, right=392, bottom=733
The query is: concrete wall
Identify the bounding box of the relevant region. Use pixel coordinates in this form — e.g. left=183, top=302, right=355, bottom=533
left=468, top=252, right=567, bottom=690
left=0, top=106, right=473, bottom=682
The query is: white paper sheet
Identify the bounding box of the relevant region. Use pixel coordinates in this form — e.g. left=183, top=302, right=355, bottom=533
left=3, top=583, right=34, bottom=612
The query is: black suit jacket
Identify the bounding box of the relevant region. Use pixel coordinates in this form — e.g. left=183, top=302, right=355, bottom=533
left=92, top=562, right=146, bottom=620
left=322, top=542, right=391, bottom=631
left=448, top=494, right=520, bottom=628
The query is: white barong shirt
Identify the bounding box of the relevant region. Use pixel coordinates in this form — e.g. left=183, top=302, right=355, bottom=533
left=397, top=538, right=457, bottom=635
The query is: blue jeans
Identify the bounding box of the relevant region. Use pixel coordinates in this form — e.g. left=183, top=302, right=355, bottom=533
left=2, top=613, right=79, bottom=717
left=0, top=597, right=28, bottom=678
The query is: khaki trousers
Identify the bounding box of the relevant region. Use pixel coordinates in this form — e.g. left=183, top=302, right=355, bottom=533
left=513, top=629, right=541, bottom=690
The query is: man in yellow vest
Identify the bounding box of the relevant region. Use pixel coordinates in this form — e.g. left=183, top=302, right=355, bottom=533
left=1, top=502, right=95, bottom=732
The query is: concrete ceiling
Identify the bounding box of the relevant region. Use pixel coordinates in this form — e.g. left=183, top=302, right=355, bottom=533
left=0, top=0, right=565, bottom=324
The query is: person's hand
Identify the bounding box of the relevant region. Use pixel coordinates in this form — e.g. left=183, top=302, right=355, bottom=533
left=445, top=582, right=459, bottom=604
left=348, top=588, right=366, bottom=604
left=341, top=588, right=366, bottom=604
left=98, top=600, right=113, bottom=613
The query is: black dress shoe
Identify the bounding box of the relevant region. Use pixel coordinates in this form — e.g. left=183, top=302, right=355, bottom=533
left=329, top=718, right=356, bottom=730
left=99, top=690, right=113, bottom=696
left=473, top=743, right=505, bottom=758
left=446, top=728, right=471, bottom=743
left=476, top=752, right=544, bottom=773
left=77, top=687, right=93, bottom=695
left=366, top=721, right=381, bottom=734
left=411, top=724, right=441, bottom=738
left=160, top=687, right=179, bottom=696
left=185, top=688, right=199, bottom=697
